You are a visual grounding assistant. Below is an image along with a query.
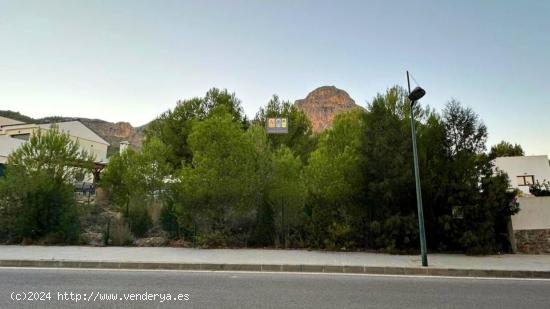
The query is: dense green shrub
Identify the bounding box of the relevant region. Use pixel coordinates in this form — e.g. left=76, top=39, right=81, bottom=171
left=530, top=180, right=550, bottom=196
left=0, top=169, right=80, bottom=244
left=18, top=174, right=80, bottom=244
left=160, top=202, right=181, bottom=239
left=195, top=231, right=227, bottom=248
left=376, top=215, right=419, bottom=253
left=126, top=196, right=152, bottom=237
left=0, top=125, right=93, bottom=244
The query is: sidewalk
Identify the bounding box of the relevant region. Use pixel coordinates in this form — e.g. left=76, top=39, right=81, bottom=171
left=1, top=245, right=549, bottom=278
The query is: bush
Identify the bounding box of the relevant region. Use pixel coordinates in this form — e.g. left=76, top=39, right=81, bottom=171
left=126, top=196, right=152, bottom=237
left=530, top=180, right=550, bottom=196
left=108, top=218, right=133, bottom=246
left=251, top=202, right=275, bottom=247
left=160, top=202, right=180, bottom=239
left=196, top=231, right=226, bottom=248
left=0, top=171, right=80, bottom=244
left=324, top=222, right=355, bottom=250
left=371, top=215, right=419, bottom=253
left=0, top=124, right=93, bottom=244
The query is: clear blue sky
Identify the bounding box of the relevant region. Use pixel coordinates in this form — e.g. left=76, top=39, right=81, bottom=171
left=1, top=0, right=549, bottom=155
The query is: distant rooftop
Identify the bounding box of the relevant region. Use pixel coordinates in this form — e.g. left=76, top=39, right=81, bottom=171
left=0, top=116, right=24, bottom=127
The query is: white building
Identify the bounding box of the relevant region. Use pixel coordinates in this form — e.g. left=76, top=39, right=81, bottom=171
left=0, top=117, right=109, bottom=164
left=0, top=119, right=109, bottom=163
left=0, top=116, right=25, bottom=127
left=494, top=155, right=550, bottom=195
left=0, top=135, right=26, bottom=165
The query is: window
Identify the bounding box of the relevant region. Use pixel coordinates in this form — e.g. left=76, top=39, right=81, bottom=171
left=517, top=175, right=534, bottom=186
left=11, top=133, right=30, bottom=141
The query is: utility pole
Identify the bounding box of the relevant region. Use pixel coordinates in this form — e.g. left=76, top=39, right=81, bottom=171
left=407, top=71, right=428, bottom=267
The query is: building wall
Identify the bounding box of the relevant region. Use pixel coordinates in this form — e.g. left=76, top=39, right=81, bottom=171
left=2, top=126, right=108, bottom=162
left=72, top=137, right=108, bottom=162
left=512, top=196, right=550, bottom=254
left=2, top=126, right=34, bottom=139
left=494, top=155, right=550, bottom=195
left=512, top=197, right=550, bottom=230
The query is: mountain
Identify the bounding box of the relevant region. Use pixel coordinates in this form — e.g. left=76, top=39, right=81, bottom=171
left=294, top=86, right=362, bottom=133
left=77, top=119, right=145, bottom=156
left=0, top=111, right=145, bottom=156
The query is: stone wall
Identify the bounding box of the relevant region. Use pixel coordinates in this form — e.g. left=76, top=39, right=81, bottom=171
left=510, top=197, right=550, bottom=254
left=514, top=229, right=550, bottom=254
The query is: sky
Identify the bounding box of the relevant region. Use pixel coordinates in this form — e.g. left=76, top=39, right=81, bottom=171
left=0, top=0, right=549, bottom=155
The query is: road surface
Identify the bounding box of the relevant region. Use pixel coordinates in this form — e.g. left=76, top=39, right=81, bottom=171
left=1, top=268, right=549, bottom=308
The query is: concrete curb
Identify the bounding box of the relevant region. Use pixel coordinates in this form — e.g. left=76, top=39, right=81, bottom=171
left=1, top=259, right=549, bottom=279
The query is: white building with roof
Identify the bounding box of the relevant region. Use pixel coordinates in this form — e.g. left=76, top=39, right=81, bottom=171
left=0, top=119, right=109, bottom=163
left=0, top=116, right=24, bottom=127
left=494, top=155, right=550, bottom=195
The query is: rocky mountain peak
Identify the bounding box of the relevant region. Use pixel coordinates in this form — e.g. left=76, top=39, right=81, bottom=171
left=295, top=86, right=360, bottom=133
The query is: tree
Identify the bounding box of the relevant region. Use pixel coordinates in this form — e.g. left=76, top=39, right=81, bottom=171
left=177, top=106, right=258, bottom=246
left=100, top=138, right=170, bottom=236
left=443, top=99, right=487, bottom=156
left=254, top=95, right=316, bottom=162
left=489, top=141, right=524, bottom=159
left=361, top=88, right=420, bottom=251
left=145, top=88, right=247, bottom=169
left=244, top=125, right=274, bottom=247
left=100, top=149, right=141, bottom=216
left=8, top=125, right=95, bottom=182
left=440, top=101, right=518, bottom=253
left=0, top=125, right=94, bottom=243
left=267, top=146, right=306, bottom=248
left=305, top=109, right=366, bottom=249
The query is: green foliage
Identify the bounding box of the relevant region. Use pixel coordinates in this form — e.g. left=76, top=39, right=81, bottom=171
left=530, top=180, right=550, bottom=196
left=435, top=102, right=517, bottom=254
left=160, top=199, right=181, bottom=239
left=145, top=88, right=246, bottom=168
left=100, top=137, right=170, bottom=237
left=0, top=126, right=92, bottom=244
left=177, top=106, right=258, bottom=243
left=324, top=222, right=354, bottom=250
left=305, top=109, right=366, bottom=248
left=10, top=172, right=80, bottom=244
left=252, top=202, right=275, bottom=247
left=100, top=86, right=518, bottom=254
left=195, top=231, right=227, bottom=248
left=8, top=125, right=95, bottom=182
left=489, top=141, right=524, bottom=159
left=302, top=88, right=517, bottom=253
left=100, top=149, right=140, bottom=214
left=254, top=95, right=316, bottom=162
left=268, top=146, right=306, bottom=247
left=443, top=100, right=488, bottom=156
left=373, top=215, right=419, bottom=253
left=245, top=125, right=275, bottom=247
left=127, top=195, right=152, bottom=237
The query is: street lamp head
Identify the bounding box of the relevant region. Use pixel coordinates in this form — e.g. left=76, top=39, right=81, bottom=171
left=408, top=86, right=426, bottom=102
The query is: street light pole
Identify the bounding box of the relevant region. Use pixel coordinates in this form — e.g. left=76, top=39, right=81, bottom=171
left=407, top=71, right=428, bottom=267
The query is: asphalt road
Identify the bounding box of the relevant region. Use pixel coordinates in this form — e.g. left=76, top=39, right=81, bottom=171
left=1, top=268, right=549, bottom=309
